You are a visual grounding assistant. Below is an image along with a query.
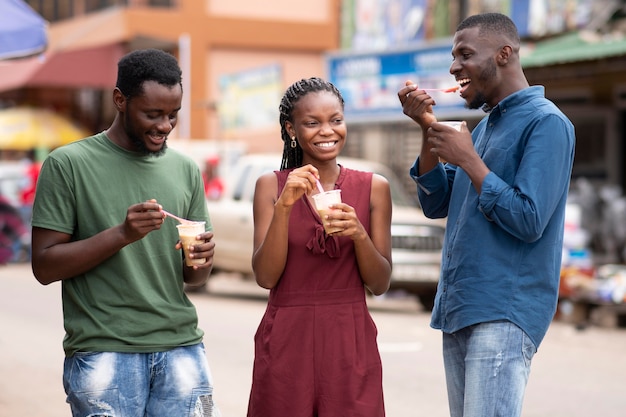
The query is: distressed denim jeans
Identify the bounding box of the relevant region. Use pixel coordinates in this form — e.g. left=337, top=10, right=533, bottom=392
left=63, top=343, right=220, bottom=417
left=442, top=320, right=536, bottom=417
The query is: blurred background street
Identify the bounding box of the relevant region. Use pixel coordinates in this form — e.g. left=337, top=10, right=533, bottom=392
left=2, top=263, right=625, bottom=417
left=3, top=3, right=626, bottom=416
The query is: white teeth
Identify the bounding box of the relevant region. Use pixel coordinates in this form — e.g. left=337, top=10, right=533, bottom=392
left=317, top=142, right=336, bottom=148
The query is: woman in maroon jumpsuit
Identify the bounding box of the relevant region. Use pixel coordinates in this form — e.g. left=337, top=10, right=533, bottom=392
left=247, top=77, right=392, bottom=417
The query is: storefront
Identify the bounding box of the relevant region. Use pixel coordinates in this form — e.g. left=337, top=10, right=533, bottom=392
left=523, top=30, right=626, bottom=187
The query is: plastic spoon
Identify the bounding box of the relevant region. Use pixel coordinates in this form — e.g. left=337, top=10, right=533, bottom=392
left=162, top=209, right=194, bottom=224
left=315, top=178, right=325, bottom=194
left=421, top=86, right=460, bottom=93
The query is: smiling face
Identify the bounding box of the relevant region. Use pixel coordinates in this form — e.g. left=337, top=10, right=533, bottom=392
left=450, top=26, right=504, bottom=110
left=116, top=80, right=182, bottom=156
left=285, top=90, right=346, bottom=164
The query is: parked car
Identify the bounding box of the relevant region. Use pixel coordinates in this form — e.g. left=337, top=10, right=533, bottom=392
left=205, top=153, right=446, bottom=309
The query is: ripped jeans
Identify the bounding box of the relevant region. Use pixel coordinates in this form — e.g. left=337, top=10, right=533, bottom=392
left=63, top=343, right=220, bottom=417
left=442, top=320, right=537, bottom=417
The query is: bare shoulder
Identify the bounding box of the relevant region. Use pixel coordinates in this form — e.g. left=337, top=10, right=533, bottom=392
left=370, top=173, right=392, bottom=208
left=371, top=173, right=391, bottom=192
left=254, top=171, right=279, bottom=203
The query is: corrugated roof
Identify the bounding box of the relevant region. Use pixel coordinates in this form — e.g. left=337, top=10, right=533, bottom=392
left=521, top=31, right=626, bottom=68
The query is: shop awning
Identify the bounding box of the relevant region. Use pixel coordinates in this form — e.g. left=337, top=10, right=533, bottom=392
left=521, top=31, right=626, bottom=68
left=0, top=42, right=125, bottom=92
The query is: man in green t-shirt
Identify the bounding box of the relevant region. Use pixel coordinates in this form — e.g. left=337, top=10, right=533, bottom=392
left=31, top=49, right=220, bottom=417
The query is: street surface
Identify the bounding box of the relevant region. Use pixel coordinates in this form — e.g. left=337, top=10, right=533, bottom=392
left=1, top=263, right=625, bottom=417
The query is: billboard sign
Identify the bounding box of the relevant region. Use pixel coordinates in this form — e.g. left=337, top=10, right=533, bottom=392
left=326, top=40, right=467, bottom=122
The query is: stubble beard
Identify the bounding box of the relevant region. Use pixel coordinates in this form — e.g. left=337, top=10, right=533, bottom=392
left=466, top=59, right=497, bottom=110
left=124, top=112, right=167, bottom=157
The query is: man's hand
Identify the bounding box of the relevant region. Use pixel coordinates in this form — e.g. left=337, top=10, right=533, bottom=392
left=120, top=199, right=165, bottom=244
left=398, top=80, right=438, bottom=129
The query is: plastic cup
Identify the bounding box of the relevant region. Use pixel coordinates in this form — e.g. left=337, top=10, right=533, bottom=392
left=440, top=121, right=462, bottom=131
left=312, top=189, right=342, bottom=234
left=176, top=221, right=207, bottom=266
left=437, top=121, right=462, bottom=164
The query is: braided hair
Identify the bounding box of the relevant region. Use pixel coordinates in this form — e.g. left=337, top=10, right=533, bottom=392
left=279, top=77, right=345, bottom=169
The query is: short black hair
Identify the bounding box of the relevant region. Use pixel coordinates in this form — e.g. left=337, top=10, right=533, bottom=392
left=457, top=12, right=520, bottom=45
left=278, top=77, right=345, bottom=169
left=116, top=48, right=182, bottom=99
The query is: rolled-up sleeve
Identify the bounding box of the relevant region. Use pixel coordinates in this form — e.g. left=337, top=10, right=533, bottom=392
left=478, top=115, right=575, bottom=243
left=409, top=158, right=453, bottom=219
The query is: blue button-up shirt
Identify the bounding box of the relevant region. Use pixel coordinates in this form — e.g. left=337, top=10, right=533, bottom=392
left=410, top=86, right=575, bottom=348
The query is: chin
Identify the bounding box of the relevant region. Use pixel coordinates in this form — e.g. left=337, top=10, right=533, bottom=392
left=150, top=142, right=168, bottom=157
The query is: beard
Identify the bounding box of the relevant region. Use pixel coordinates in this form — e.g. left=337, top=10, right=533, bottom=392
left=466, top=59, right=497, bottom=110
left=467, top=92, right=488, bottom=110
left=123, top=112, right=168, bottom=157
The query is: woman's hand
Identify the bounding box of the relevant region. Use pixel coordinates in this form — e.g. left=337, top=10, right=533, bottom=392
left=276, top=164, right=319, bottom=208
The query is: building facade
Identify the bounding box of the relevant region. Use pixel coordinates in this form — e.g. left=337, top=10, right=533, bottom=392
left=2, top=0, right=341, bottom=154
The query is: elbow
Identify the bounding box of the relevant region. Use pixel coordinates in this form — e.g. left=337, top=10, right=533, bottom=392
left=254, top=273, right=277, bottom=290
left=522, top=230, right=543, bottom=244
left=251, top=255, right=281, bottom=289
left=368, top=279, right=391, bottom=296
left=366, top=268, right=392, bottom=296
left=369, top=284, right=390, bottom=297
left=32, top=264, right=57, bottom=286
left=518, top=220, right=545, bottom=243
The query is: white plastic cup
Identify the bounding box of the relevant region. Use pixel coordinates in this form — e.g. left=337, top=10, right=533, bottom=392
left=437, top=121, right=462, bottom=164
left=176, top=221, right=207, bottom=266
left=440, top=121, right=462, bottom=131
left=312, top=189, right=342, bottom=234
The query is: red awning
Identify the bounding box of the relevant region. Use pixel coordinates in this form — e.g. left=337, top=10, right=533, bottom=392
left=0, top=42, right=125, bottom=92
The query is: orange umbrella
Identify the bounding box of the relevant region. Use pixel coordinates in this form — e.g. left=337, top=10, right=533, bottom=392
left=0, top=106, right=89, bottom=150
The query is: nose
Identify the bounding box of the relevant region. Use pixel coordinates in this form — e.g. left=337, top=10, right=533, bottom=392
left=449, top=56, right=460, bottom=75
left=156, top=116, right=174, bottom=133
left=320, top=122, right=334, bottom=135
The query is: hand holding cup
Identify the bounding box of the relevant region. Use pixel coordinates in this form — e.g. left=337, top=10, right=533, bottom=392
left=312, top=189, right=343, bottom=234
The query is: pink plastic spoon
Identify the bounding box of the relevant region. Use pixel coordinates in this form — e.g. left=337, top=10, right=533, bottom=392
left=421, top=86, right=460, bottom=93
left=315, top=178, right=325, bottom=194
left=162, top=209, right=194, bottom=224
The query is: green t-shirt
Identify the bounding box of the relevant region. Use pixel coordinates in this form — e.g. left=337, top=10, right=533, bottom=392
left=32, top=132, right=211, bottom=356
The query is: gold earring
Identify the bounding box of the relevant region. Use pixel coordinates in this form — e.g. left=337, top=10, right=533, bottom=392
left=290, top=136, right=297, bottom=148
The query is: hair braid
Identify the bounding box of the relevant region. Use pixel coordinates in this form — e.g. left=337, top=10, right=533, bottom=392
left=279, top=77, right=345, bottom=170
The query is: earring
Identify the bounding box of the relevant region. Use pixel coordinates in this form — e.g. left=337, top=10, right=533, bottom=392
left=290, top=136, right=297, bottom=148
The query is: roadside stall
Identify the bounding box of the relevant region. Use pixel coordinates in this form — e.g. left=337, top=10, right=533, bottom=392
left=559, top=199, right=626, bottom=328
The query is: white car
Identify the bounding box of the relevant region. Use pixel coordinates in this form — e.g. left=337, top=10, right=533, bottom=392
left=205, top=153, right=446, bottom=309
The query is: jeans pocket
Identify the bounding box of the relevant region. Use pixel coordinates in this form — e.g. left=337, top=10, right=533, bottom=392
left=521, top=331, right=537, bottom=367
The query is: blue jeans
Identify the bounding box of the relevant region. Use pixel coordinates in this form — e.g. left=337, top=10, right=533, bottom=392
left=63, top=343, right=220, bottom=417
left=442, top=321, right=536, bottom=417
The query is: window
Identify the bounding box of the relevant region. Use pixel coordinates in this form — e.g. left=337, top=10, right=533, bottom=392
left=85, top=0, right=127, bottom=13
left=26, top=0, right=74, bottom=22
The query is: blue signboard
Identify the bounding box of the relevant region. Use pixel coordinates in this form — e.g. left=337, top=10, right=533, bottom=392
left=326, top=40, right=467, bottom=122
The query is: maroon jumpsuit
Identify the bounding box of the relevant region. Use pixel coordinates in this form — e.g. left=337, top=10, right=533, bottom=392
left=247, top=166, right=385, bottom=417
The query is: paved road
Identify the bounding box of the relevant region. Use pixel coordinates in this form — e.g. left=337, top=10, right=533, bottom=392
left=2, top=263, right=626, bottom=417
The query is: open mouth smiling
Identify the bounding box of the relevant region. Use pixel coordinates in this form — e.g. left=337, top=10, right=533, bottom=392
left=457, top=78, right=471, bottom=94
left=315, top=141, right=338, bottom=148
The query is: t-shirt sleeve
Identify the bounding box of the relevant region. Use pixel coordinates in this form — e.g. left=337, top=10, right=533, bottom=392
left=31, top=154, right=76, bottom=235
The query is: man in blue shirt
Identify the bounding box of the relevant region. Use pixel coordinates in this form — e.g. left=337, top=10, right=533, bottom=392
left=398, top=13, right=575, bottom=417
